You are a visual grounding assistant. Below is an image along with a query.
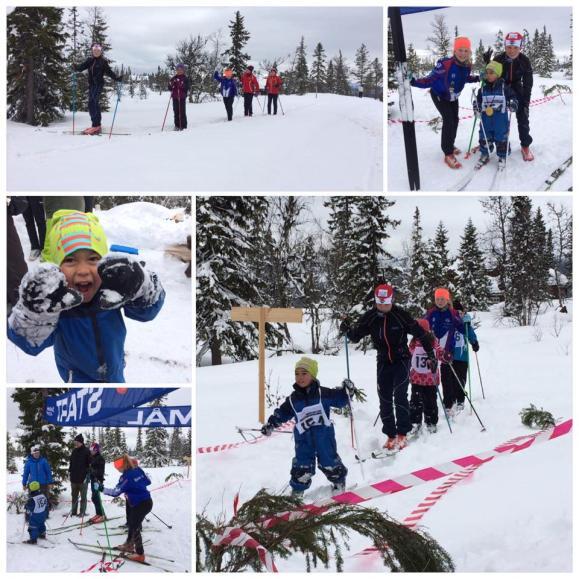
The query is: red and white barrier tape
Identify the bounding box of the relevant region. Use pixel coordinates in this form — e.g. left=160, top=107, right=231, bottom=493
left=213, top=527, right=278, bottom=572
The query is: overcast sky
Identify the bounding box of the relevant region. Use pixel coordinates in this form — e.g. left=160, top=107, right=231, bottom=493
left=396, top=7, right=572, bottom=59
left=82, top=6, right=383, bottom=74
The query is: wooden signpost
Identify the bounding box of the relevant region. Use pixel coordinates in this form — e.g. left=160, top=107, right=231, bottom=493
left=231, top=306, right=303, bottom=423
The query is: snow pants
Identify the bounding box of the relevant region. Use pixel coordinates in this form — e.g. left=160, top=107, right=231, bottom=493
left=71, top=481, right=88, bottom=516
left=267, top=94, right=278, bottom=115
left=409, top=384, right=439, bottom=426
left=515, top=101, right=532, bottom=147
left=172, top=97, right=187, bottom=129
left=243, top=92, right=254, bottom=116
left=431, top=92, right=460, bottom=155
left=23, top=196, right=46, bottom=251
left=377, top=358, right=411, bottom=438
left=28, top=511, right=47, bottom=540
left=88, top=83, right=104, bottom=127
left=441, top=361, right=468, bottom=409
left=290, top=426, right=347, bottom=492
left=479, top=112, right=510, bottom=158
left=127, top=498, right=153, bottom=555
left=222, top=95, right=234, bottom=121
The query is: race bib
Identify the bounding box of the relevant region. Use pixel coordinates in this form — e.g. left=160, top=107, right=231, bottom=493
left=33, top=494, right=48, bottom=514
left=411, top=346, right=431, bottom=374
left=293, top=400, right=332, bottom=435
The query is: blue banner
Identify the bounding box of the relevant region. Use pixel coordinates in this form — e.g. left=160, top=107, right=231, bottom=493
left=43, top=388, right=178, bottom=426
left=87, top=406, right=191, bottom=428
left=399, top=7, right=445, bottom=15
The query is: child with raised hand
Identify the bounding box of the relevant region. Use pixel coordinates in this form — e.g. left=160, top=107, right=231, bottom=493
left=8, top=210, right=165, bottom=383
left=260, top=357, right=355, bottom=498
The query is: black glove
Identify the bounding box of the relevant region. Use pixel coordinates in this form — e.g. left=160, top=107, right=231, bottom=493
left=507, top=99, right=518, bottom=112
left=19, top=264, right=83, bottom=315
left=471, top=342, right=480, bottom=353
left=339, top=319, right=350, bottom=335
left=483, top=48, right=493, bottom=64
left=260, top=423, right=274, bottom=437
left=341, top=378, right=356, bottom=395
left=97, top=255, right=145, bottom=309
left=426, top=352, right=438, bottom=373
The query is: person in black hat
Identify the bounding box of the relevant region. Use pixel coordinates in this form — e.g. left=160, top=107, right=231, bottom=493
left=69, top=433, right=91, bottom=517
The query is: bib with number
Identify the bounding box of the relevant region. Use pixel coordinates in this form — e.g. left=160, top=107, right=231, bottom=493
left=411, top=345, right=431, bottom=374
left=31, top=494, right=48, bottom=514
left=290, top=392, right=332, bottom=435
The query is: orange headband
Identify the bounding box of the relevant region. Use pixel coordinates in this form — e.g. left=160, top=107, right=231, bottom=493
left=113, top=457, right=125, bottom=470
left=454, top=36, right=471, bottom=51
left=434, top=288, right=451, bottom=300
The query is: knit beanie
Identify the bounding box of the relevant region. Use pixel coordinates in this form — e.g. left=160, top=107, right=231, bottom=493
left=295, top=357, right=318, bottom=378
left=74, top=433, right=84, bottom=443
left=486, top=61, right=503, bottom=77
left=29, top=481, right=40, bottom=492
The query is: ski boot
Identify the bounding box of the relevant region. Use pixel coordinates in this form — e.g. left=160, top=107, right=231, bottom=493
left=408, top=424, right=421, bottom=439
left=39, top=533, right=47, bottom=539
left=453, top=147, right=462, bottom=155
left=126, top=553, right=145, bottom=563
left=396, top=434, right=408, bottom=450
left=497, top=158, right=507, bottom=171
left=115, top=540, right=135, bottom=552
left=521, top=146, right=534, bottom=161
left=475, top=154, right=490, bottom=170
left=456, top=403, right=465, bottom=413
left=90, top=515, right=105, bottom=524
left=84, top=126, right=102, bottom=135
left=24, top=538, right=37, bottom=544
left=444, top=154, right=462, bottom=169
left=331, top=482, right=346, bottom=494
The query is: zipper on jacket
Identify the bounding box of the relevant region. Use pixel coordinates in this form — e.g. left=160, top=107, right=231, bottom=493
left=383, top=315, right=393, bottom=363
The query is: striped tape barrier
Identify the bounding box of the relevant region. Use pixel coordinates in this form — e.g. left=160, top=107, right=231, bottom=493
left=213, top=526, right=278, bottom=572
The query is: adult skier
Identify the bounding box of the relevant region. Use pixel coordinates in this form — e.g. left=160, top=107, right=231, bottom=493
left=88, top=442, right=106, bottom=524
left=265, top=67, right=283, bottom=115
left=69, top=433, right=91, bottom=518
left=168, top=63, right=189, bottom=130
left=73, top=43, right=123, bottom=135
left=340, top=284, right=435, bottom=451
left=241, top=65, right=260, bottom=117
left=213, top=68, right=238, bottom=121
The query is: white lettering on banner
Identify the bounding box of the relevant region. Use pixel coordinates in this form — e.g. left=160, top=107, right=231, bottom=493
left=127, top=408, right=192, bottom=426
left=68, top=393, right=77, bottom=421
left=76, top=388, right=89, bottom=419
left=56, top=399, right=66, bottom=422
left=87, top=388, right=104, bottom=416
left=171, top=409, right=191, bottom=425
left=127, top=411, right=143, bottom=426
left=144, top=408, right=168, bottom=426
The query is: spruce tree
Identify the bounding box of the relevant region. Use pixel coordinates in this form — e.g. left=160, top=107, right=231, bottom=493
left=334, top=51, right=351, bottom=95
left=387, top=20, right=396, bottom=89
left=426, top=222, right=456, bottom=294
left=135, top=426, right=144, bottom=457
left=326, top=60, right=336, bottom=93
left=65, top=7, right=84, bottom=112
left=523, top=29, right=533, bottom=62
left=368, top=58, right=383, bottom=99
left=301, top=234, right=325, bottom=353
left=142, top=397, right=170, bottom=467
left=169, top=427, right=183, bottom=463
left=455, top=219, right=492, bottom=311
left=494, top=30, right=504, bottom=53
left=223, top=11, right=251, bottom=80
left=311, top=42, right=327, bottom=95
left=354, top=43, right=371, bottom=95
left=543, top=31, right=556, bottom=77
left=531, top=28, right=541, bottom=70
left=407, top=44, right=420, bottom=74
left=426, top=14, right=451, bottom=59
left=531, top=208, right=551, bottom=301
left=292, top=37, right=309, bottom=95
left=474, top=40, right=486, bottom=70
left=7, top=7, right=69, bottom=126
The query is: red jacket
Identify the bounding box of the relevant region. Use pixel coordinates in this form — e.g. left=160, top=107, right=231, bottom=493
left=409, top=336, right=445, bottom=386
left=241, top=71, right=259, bottom=94
left=265, top=74, right=283, bottom=95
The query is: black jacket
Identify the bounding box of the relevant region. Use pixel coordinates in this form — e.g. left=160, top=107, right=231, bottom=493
left=89, top=453, right=105, bottom=483
left=75, top=56, right=120, bottom=86
left=494, top=52, right=533, bottom=106
left=346, top=305, right=434, bottom=364
left=69, top=445, right=91, bottom=484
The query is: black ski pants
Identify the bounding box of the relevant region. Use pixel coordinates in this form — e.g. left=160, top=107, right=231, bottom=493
left=267, top=94, right=278, bottom=115
left=88, top=83, right=104, bottom=127
left=377, top=358, right=411, bottom=438
left=409, top=384, right=439, bottom=426
left=431, top=92, right=460, bottom=155
left=222, top=96, right=234, bottom=121
left=243, top=92, right=254, bottom=116
left=127, top=498, right=153, bottom=555
left=173, top=97, right=187, bottom=129
left=23, top=197, right=46, bottom=251
left=515, top=103, right=533, bottom=147
left=441, top=361, right=468, bottom=409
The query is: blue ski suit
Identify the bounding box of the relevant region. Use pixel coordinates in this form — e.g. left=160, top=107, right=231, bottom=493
left=26, top=491, right=48, bottom=540
left=266, top=380, right=349, bottom=492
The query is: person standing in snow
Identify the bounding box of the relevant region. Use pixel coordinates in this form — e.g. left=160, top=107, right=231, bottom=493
left=241, top=65, right=260, bottom=117
left=69, top=433, right=91, bottom=518
left=168, top=63, right=190, bottom=130
left=22, top=445, right=53, bottom=517
left=265, top=67, right=283, bottom=115
left=103, top=455, right=153, bottom=562
left=88, top=442, right=106, bottom=524
left=7, top=210, right=165, bottom=382
left=340, top=284, right=435, bottom=452
left=213, top=68, right=238, bottom=121
left=486, top=32, right=535, bottom=161
left=24, top=481, right=48, bottom=545
left=73, top=43, right=123, bottom=135
left=408, top=36, right=480, bottom=169
left=423, top=288, right=466, bottom=414
left=260, top=357, right=355, bottom=498
left=22, top=197, right=46, bottom=262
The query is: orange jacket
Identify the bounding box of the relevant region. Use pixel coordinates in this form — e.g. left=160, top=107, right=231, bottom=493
left=241, top=71, right=259, bottom=94
left=265, top=74, right=283, bottom=95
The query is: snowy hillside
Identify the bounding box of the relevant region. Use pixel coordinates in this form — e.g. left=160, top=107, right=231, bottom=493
left=196, top=302, right=572, bottom=572
left=7, top=93, right=382, bottom=192
left=8, top=201, right=192, bottom=383
left=388, top=74, right=573, bottom=191
left=6, top=465, right=191, bottom=573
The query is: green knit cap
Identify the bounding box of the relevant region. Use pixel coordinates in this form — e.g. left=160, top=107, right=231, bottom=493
left=486, top=61, right=503, bottom=77
left=46, top=210, right=109, bottom=265
left=295, top=357, right=318, bottom=378
left=29, top=481, right=40, bottom=492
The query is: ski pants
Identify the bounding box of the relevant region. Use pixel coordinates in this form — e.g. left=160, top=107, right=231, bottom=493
left=409, top=384, right=439, bottom=426
left=441, top=361, right=468, bottom=409
left=23, top=197, right=46, bottom=251
left=88, top=83, right=104, bottom=127
left=172, top=97, right=187, bottom=129
left=431, top=92, right=460, bottom=156
left=377, top=358, right=411, bottom=438
left=126, top=498, right=153, bottom=555
left=515, top=103, right=532, bottom=147
left=267, top=94, right=278, bottom=115
left=28, top=512, right=47, bottom=540
left=479, top=113, right=510, bottom=158
left=222, top=95, right=234, bottom=121
left=71, top=481, right=88, bottom=516
left=243, top=92, right=254, bottom=116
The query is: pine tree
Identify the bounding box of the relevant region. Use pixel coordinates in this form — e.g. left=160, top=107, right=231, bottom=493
left=531, top=208, right=551, bottom=301
left=292, top=36, right=309, bottom=95
left=223, top=11, right=251, bottom=80
left=407, top=44, right=420, bottom=74
left=564, top=15, right=573, bottom=79
left=169, top=427, right=183, bottom=463
left=301, top=234, right=325, bottom=353
left=530, top=28, right=541, bottom=71
left=426, top=222, right=456, bottom=294
left=311, top=42, right=327, bottom=95
left=494, top=30, right=504, bottom=53
left=426, top=14, right=451, bottom=59
left=543, top=31, right=556, bottom=77
left=7, top=7, right=69, bottom=126
left=455, top=219, right=492, bottom=311
left=142, top=397, right=170, bottom=467
left=12, top=388, right=69, bottom=501
left=135, top=426, right=144, bottom=457
left=354, top=43, right=370, bottom=95
left=522, top=29, right=533, bottom=62
left=368, top=58, right=383, bottom=99
left=326, top=60, right=336, bottom=93
left=474, top=39, right=486, bottom=70
left=65, top=7, right=84, bottom=112
left=334, top=51, right=351, bottom=95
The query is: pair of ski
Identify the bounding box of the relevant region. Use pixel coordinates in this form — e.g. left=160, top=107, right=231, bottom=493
left=8, top=538, right=55, bottom=549
left=47, top=515, right=123, bottom=535
left=451, top=155, right=506, bottom=192
left=541, top=156, right=573, bottom=191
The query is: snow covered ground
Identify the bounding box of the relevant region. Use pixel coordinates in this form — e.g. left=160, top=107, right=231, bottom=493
left=6, top=464, right=191, bottom=573
left=196, top=302, right=572, bottom=572
left=7, top=92, right=383, bottom=192
left=7, top=201, right=192, bottom=383
left=388, top=73, right=573, bottom=191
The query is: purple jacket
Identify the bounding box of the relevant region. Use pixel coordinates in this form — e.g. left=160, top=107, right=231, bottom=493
left=169, top=74, right=190, bottom=99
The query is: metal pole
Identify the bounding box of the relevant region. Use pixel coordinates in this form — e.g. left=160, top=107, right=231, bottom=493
left=108, top=82, right=122, bottom=140
left=474, top=351, right=486, bottom=399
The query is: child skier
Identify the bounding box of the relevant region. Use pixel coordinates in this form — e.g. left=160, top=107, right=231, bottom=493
left=408, top=319, right=445, bottom=435
left=473, top=60, right=518, bottom=169
left=8, top=210, right=165, bottom=382
left=168, top=63, right=190, bottom=130
left=260, top=357, right=355, bottom=498
left=213, top=68, right=238, bottom=121
left=24, top=481, right=48, bottom=544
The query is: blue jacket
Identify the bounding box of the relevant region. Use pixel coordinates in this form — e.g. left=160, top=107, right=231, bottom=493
left=453, top=315, right=478, bottom=363
left=8, top=292, right=164, bottom=383
left=267, top=380, right=349, bottom=464
left=411, top=56, right=479, bottom=101
left=213, top=71, right=238, bottom=98
left=22, top=455, right=54, bottom=487
left=424, top=307, right=465, bottom=357
left=477, top=78, right=518, bottom=139
left=104, top=467, right=151, bottom=507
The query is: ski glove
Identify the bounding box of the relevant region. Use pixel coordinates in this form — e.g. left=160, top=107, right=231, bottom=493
left=92, top=481, right=104, bottom=492
left=471, top=341, right=480, bottom=353
left=483, top=47, right=493, bottom=64
left=426, top=352, right=438, bottom=373
left=9, top=264, right=83, bottom=348
left=341, top=378, right=356, bottom=395
left=260, top=423, right=274, bottom=437
left=462, top=313, right=472, bottom=323
left=507, top=99, right=518, bottom=112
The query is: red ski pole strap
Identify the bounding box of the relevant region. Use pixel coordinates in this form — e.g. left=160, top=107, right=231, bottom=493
left=213, top=527, right=278, bottom=572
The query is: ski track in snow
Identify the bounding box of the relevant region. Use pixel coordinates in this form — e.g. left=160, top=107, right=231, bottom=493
left=7, top=93, right=383, bottom=192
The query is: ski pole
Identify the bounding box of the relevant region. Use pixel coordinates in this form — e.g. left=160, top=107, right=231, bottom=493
left=464, top=322, right=472, bottom=404
left=108, top=81, right=122, bottom=140
left=373, top=411, right=380, bottom=428
left=503, top=109, right=513, bottom=170
left=150, top=511, right=172, bottom=530
left=448, top=362, right=486, bottom=431
left=236, top=426, right=291, bottom=434
left=474, top=351, right=486, bottom=399
left=95, top=485, right=115, bottom=563
left=161, top=93, right=171, bottom=131
left=278, top=95, right=285, bottom=116
left=435, top=385, right=453, bottom=434
left=345, top=335, right=366, bottom=479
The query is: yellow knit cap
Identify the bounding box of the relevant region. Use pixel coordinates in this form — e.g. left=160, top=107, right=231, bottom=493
left=295, top=357, right=318, bottom=378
